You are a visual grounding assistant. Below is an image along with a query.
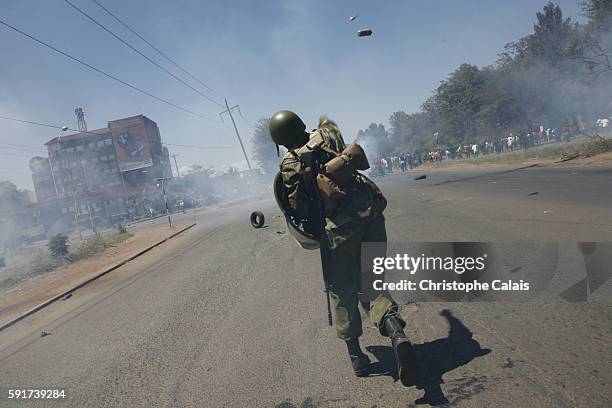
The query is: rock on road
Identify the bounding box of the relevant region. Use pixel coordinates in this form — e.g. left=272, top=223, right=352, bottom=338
left=1, top=164, right=611, bottom=407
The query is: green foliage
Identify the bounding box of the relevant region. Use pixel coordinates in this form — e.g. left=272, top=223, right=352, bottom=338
left=581, top=0, right=612, bottom=26
left=68, top=231, right=132, bottom=262
left=355, top=123, right=392, bottom=158
left=117, top=223, right=128, bottom=234
left=48, top=234, right=69, bottom=257
left=379, top=1, right=612, bottom=153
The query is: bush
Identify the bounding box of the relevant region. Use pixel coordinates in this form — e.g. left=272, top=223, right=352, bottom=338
left=29, top=250, right=60, bottom=276
left=68, top=231, right=132, bottom=262
left=68, top=235, right=105, bottom=262
left=48, top=234, right=69, bottom=257
left=117, top=223, right=128, bottom=234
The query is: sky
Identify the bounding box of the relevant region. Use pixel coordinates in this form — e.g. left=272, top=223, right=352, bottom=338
left=0, top=0, right=583, bottom=189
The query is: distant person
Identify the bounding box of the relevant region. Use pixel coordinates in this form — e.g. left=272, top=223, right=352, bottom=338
left=399, top=155, right=406, bottom=172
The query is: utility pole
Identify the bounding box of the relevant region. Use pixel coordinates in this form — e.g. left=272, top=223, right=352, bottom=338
left=172, top=154, right=180, bottom=178
left=48, top=126, right=69, bottom=200
left=75, top=150, right=97, bottom=235
left=155, top=177, right=172, bottom=228
left=219, top=99, right=252, bottom=170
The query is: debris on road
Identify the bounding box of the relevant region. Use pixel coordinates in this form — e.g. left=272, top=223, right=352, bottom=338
left=40, top=331, right=51, bottom=337
left=62, top=293, right=73, bottom=301
left=250, top=211, right=265, bottom=228
left=357, top=29, right=373, bottom=37
left=503, top=357, right=514, bottom=368
left=349, top=15, right=358, bottom=22
left=414, top=175, right=427, bottom=180
left=527, top=192, right=539, bottom=196
left=543, top=210, right=552, bottom=214
left=555, top=153, right=580, bottom=163
left=276, top=231, right=286, bottom=235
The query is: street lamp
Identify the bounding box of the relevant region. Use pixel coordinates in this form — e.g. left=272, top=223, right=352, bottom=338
left=154, top=177, right=172, bottom=228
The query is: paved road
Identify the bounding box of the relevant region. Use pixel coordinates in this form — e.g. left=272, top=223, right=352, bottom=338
left=1, top=163, right=611, bottom=407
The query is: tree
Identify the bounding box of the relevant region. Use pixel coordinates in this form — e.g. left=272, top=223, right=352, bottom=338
left=581, top=0, right=612, bottom=27
left=388, top=110, right=439, bottom=153
left=0, top=181, right=27, bottom=212
left=250, top=118, right=282, bottom=175
left=48, top=234, right=69, bottom=257
left=355, top=123, right=392, bottom=159
left=531, top=2, right=575, bottom=65
left=567, top=0, right=612, bottom=79
left=432, top=64, right=489, bottom=144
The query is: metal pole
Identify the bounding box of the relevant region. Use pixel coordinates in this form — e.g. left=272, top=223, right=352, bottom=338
left=75, top=151, right=98, bottom=235
left=48, top=128, right=67, bottom=200
left=71, top=187, right=82, bottom=240
left=161, top=179, right=172, bottom=228
left=224, top=99, right=252, bottom=170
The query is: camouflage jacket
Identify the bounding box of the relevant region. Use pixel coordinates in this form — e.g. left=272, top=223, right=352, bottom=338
left=280, top=118, right=386, bottom=250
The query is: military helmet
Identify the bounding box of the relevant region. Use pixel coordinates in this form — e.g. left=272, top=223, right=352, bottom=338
left=269, top=110, right=307, bottom=149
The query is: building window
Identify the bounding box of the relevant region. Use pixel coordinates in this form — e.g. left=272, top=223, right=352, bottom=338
left=89, top=143, right=95, bottom=149
left=104, top=139, right=113, bottom=146
left=76, top=145, right=84, bottom=151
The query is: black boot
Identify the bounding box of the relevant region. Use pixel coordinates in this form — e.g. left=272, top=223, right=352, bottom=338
left=346, top=338, right=370, bottom=377
left=384, top=316, right=419, bottom=386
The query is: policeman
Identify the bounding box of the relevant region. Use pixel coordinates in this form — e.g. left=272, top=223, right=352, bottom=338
left=269, top=110, right=419, bottom=386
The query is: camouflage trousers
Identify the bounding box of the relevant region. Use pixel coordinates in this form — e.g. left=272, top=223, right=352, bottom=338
left=327, top=216, right=405, bottom=341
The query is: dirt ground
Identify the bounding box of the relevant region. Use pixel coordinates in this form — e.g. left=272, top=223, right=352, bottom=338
left=419, top=150, right=612, bottom=172
left=0, top=222, right=185, bottom=325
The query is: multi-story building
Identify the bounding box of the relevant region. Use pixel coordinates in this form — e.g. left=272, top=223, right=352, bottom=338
left=31, top=115, right=172, bottom=231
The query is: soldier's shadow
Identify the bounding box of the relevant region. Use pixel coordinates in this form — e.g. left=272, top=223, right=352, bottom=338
left=366, top=309, right=491, bottom=406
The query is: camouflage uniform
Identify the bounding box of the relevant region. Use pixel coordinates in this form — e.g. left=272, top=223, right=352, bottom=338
left=280, top=120, right=405, bottom=341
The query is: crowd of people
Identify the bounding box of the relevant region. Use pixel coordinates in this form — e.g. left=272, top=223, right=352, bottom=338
left=371, top=125, right=585, bottom=176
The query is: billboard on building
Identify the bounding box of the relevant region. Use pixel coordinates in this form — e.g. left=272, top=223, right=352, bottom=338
left=109, top=116, right=153, bottom=172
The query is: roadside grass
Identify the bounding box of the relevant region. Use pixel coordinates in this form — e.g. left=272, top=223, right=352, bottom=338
left=420, top=134, right=612, bottom=168
left=0, top=231, right=133, bottom=289
left=68, top=231, right=133, bottom=262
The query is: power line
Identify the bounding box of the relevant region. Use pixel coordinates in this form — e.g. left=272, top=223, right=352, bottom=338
left=63, top=0, right=224, bottom=108
left=89, top=0, right=225, bottom=101
left=0, top=151, right=35, bottom=157
left=0, top=144, right=47, bottom=153
left=0, top=114, right=237, bottom=150
left=0, top=18, right=217, bottom=122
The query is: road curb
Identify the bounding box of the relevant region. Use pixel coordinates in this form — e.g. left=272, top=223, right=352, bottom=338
left=0, top=222, right=197, bottom=332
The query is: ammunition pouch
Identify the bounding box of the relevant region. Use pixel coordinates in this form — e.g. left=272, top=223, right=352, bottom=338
left=294, top=132, right=372, bottom=215
left=316, top=174, right=346, bottom=216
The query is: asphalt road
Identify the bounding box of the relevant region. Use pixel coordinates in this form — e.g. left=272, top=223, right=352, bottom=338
left=1, top=163, right=611, bottom=407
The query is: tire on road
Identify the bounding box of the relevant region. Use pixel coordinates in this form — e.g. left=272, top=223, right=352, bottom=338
left=250, top=211, right=265, bottom=228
